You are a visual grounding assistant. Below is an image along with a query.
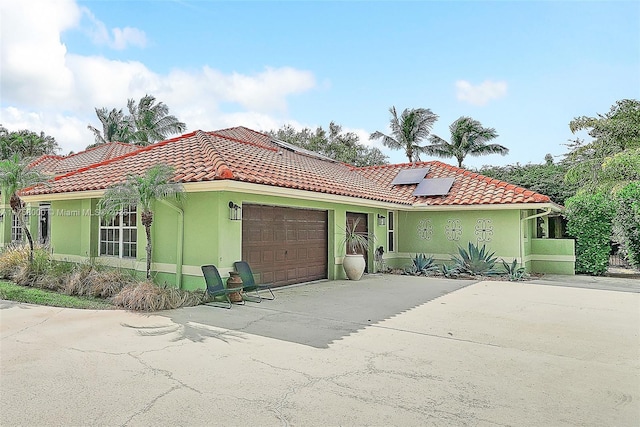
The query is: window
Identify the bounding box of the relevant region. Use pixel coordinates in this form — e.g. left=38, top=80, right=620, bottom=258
left=11, top=212, right=23, bottom=242
left=387, top=211, right=395, bottom=252
left=99, top=206, right=137, bottom=258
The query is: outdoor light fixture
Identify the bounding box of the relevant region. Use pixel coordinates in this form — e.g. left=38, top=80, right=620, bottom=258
left=228, top=201, right=241, bottom=221
left=377, top=214, right=386, bottom=226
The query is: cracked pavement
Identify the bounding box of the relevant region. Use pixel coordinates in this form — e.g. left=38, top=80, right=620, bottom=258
left=1, top=275, right=639, bottom=426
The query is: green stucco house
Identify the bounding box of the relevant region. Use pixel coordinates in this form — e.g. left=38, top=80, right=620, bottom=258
left=2, top=127, right=574, bottom=290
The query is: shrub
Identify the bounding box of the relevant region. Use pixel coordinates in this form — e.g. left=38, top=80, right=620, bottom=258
left=565, top=192, right=616, bottom=275
left=0, top=243, right=31, bottom=279
left=64, top=268, right=134, bottom=298
left=612, top=182, right=640, bottom=269
left=451, top=242, right=499, bottom=276
left=2, top=244, right=53, bottom=287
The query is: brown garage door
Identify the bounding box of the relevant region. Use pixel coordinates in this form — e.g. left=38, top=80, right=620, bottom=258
left=242, top=205, right=328, bottom=287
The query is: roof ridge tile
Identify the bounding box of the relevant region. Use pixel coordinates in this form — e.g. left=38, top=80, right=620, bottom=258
left=194, top=131, right=235, bottom=179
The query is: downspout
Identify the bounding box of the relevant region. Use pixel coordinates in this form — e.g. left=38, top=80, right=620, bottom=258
left=159, top=199, right=184, bottom=289
left=521, top=207, right=553, bottom=222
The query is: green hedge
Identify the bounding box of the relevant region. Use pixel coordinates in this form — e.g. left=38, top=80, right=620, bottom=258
left=613, top=182, right=640, bottom=269
left=565, top=193, right=616, bottom=275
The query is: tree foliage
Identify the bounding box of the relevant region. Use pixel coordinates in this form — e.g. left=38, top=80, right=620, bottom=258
left=427, top=116, right=506, bottom=168
left=0, top=125, right=59, bottom=159
left=87, top=94, right=186, bottom=147
left=87, top=107, right=133, bottom=146
left=478, top=155, right=579, bottom=205
left=0, top=154, right=49, bottom=262
left=565, top=99, right=640, bottom=191
left=127, top=95, right=187, bottom=145
left=565, top=192, right=616, bottom=275
left=612, top=182, right=640, bottom=269
left=98, top=164, right=184, bottom=279
left=268, top=122, right=388, bottom=167
left=370, top=106, right=438, bottom=163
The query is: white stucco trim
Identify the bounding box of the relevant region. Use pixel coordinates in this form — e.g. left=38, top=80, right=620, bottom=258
left=21, top=190, right=105, bottom=203
left=153, top=263, right=232, bottom=277
left=523, top=254, right=576, bottom=262
left=21, top=180, right=562, bottom=213
left=50, top=253, right=146, bottom=271
left=184, top=181, right=405, bottom=209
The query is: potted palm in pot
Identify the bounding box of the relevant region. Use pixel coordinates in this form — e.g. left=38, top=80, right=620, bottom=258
left=341, top=217, right=371, bottom=281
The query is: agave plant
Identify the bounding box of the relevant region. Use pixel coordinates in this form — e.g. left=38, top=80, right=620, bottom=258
left=451, top=242, right=499, bottom=276
left=441, top=263, right=458, bottom=278
left=502, top=259, right=527, bottom=281
left=404, top=253, right=438, bottom=276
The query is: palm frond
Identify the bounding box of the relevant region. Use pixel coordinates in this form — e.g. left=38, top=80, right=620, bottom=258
left=98, top=164, right=183, bottom=220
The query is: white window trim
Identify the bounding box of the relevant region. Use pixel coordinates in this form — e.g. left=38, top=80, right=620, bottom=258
left=99, top=206, right=137, bottom=258
left=387, top=210, right=396, bottom=252
left=11, top=212, right=23, bottom=243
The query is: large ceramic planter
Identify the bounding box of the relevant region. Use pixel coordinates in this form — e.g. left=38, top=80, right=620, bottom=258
left=343, top=254, right=366, bottom=281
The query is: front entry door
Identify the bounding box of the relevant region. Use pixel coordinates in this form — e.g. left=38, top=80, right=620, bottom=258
left=346, top=212, right=369, bottom=273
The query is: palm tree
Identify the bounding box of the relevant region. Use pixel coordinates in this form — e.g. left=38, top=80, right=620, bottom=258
left=426, top=116, right=507, bottom=168
left=127, top=95, right=186, bottom=146
left=370, top=106, right=439, bottom=162
left=87, top=107, right=133, bottom=145
left=0, top=154, right=48, bottom=262
left=97, top=164, right=183, bottom=279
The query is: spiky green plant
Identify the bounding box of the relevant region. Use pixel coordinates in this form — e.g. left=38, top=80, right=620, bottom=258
left=451, top=242, right=499, bottom=276
left=441, top=263, right=458, bottom=278
left=404, top=253, right=438, bottom=276
left=341, top=217, right=370, bottom=255
left=502, top=259, right=527, bottom=281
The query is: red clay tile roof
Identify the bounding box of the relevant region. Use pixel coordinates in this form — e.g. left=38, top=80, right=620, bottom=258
left=29, top=142, right=140, bottom=175
left=355, top=161, right=552, bottom=205
left=22, top=127, right=554, bottom=207
left=23, top=130, right=402, bottom=203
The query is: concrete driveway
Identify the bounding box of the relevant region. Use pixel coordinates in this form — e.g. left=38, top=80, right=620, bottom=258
left=1, top=274, right=639, bottom=426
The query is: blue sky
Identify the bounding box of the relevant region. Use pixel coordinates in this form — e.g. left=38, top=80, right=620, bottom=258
left=1, top=0, right=638, bottom=168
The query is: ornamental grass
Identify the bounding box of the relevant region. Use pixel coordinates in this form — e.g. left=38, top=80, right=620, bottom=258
left=0, top=243, right=202, bottom=311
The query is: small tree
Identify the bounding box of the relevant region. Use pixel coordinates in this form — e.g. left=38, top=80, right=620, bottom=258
left=0, top=154, right=48, bottom=262
left=565, top=192, right=616, bottom=275
left=98, top=164, right=183, bottom=279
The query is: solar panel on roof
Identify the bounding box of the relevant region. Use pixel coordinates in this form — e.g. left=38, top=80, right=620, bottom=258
left=413, top=177, right=455, bottom=197
left=391, top=167, right=430, bottom=185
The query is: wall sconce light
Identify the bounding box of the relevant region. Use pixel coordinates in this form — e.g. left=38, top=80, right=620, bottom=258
left=228, top=201, right=241, bottom=221
left=377, top=214, right=386, bottom=226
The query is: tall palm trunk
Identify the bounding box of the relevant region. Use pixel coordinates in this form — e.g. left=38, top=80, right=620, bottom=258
left=141, top=210, right=153, bottom=279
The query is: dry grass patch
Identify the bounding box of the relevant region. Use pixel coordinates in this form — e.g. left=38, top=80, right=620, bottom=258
left=112, top=281, right=202, bottom=311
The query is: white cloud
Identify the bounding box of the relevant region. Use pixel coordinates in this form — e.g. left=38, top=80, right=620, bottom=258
left=80, top=7, right=147, bottom=50
left=0, top=0, right=317, bottom=155
left=455, top=80, right=507, bottom=106
left=0, top=0, right=79, bottom=106
left=1, top=106, right=90, bottom=155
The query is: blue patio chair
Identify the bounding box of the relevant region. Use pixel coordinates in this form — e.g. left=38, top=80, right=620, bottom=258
left=201, top=265, right=245, bottom=309
left=233, top=261, right=275, bottom=302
